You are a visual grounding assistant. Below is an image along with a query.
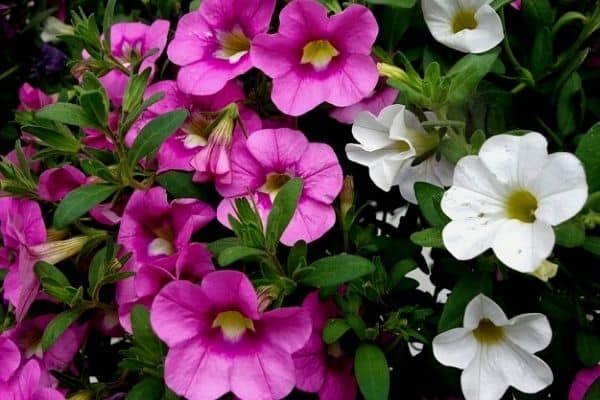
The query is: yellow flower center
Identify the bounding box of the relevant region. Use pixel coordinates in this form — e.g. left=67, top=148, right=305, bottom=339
left=214, top=26, right=251, bottom=63
left=505, top=190, right=538, bottom=223
left=472, top=319, right=504, bottom=344
left=212, top=310, right=255, bottom=341
left=452, top=10, right=478, bottom=33
left=301, top=40, right=340, bottom=70
left=260, top=173, right=292, bottom=202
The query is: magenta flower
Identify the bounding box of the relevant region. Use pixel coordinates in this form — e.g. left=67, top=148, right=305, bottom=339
left=329, top=79, right=398, bottom=124
left=83, top=111, right=118, bottom=151
left=94, top=20, right=169, bottom=106
left=251, top=0, right=379, bottom=116
left=151, top=270, right=312, bottom=400
left=293, top=292, right=357, bottom=400
left=167, top=0, right=276, bottom=96
left=5, top=314, right=88, bottom=377
left=37, top=165, right=86, bottom=202
left=0, top=337, right=21, bottom=383
left=17, top=83, right=57, bottom=111
left=89, top=194, right=128, bottom=226
left=216, top=128, right=343, bottom=246
left=116, top=187, right=215, bottom=331
left=511, top=0, right=522, bottom=10
left=126, top=80, right=261, bottom=175
left=4, top=145, right=40, bottom=173
left=569, top=365, right=600, bottom=400
left=0, top=359, right=64, bottom=400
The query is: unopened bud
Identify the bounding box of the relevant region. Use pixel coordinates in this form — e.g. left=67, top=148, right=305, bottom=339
left=377, top=62, right=409, bottom=82
left=29, top=236, right=90, bottom=265
left=41, top=16, right=74, bottom=43
left=530, top=260, right=558, bottom=282
left=340, top=175, right=354, bottom=220
left=256, top=285, right=280, bottom=312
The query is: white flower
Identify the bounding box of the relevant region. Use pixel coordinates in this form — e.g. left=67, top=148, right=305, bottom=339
left=433, top=294, right=553, bottom=400
left=422, top=0, right=504, bottom=54
left=345, top=104, right=453, bottom=203
left=441, top=132, right=587, bottom=272
left=40, top=16, right=74, bottom=43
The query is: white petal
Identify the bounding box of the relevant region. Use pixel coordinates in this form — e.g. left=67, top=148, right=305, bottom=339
left=346, top=144, right=410, bottom=191
left=432, top=327, right=478, bottom=369
left=432, top=156, right=455, bottom=187
left=442, top=217, right=504, bottom=261
left=479, top=132, right=548, bottom=189
left=463, top=294, right=508, bottom=329
left=491, top=219, right=555, bottom=273
left=377, top=104, right=406, bottom=127
left=531, top=152, right=588, bottom=225
left=504, top=313, right=552, bottom=353
left=461, top=347, right=509, bottom=400
left=389, top=107, right=426, bottom=141
left=398, top=157, right=454, bottom=204
left=352, top=113, right=397, bottom=151
left=422, top=0, right=460, bottom=22
left=495, top=340, right=554, bottom=394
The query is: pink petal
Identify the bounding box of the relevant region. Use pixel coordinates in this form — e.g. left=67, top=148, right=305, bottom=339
left=324, top=54, right=379, bottom=107
left=295, top=142, right=343, bottom=204
left=167, top=12, right=211, bottom=66
left=330, top=84, right=399, bottom=124
left=259, top=307, right=312, bottom=353
left=38, top=165, right=86, bottom=202
left=200, top=270, right=260, bottom=320
left=164, top=339, right=231, bottom=400
left=319, top=359, right=357, bottom=400
left=250, top=33, right=297, bottom=79
left=270, top=70, right=329, bottom=116
left=15, top=245, right=41, bottom=321
left=170, top=198, right=215, bottom=247
left=328, top=5, right=378, bottom=55
left=143, top=20, right=170, bottom=62
left=277, top=0, right=328, bottom=41
left=214, top=137, right=264, bottom=198
left=0, top=337, right=20, bottom=382
left=302, top=291, right=340, bottom=331
left=175, top=243, right=215, bottom=280
left=151, top=280, right=212, bottom=346
left=246, top=128, right=309, bottom=171
left=176, top=57, right=252, bottom=96
left=280, top=197, right=336, bottom=246
left=293, top=334, right=327, bottom=393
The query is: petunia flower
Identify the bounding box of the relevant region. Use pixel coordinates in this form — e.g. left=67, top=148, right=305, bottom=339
left=421, top=0, right=504, bottom=54
left=330, top=78, right=398, bottom=124
left=126, top=80, right=261, bottom=175
left=90, top=20, right=169, bottom=106
left=293, top=291, right=357, bottom=400
left=0, top=198, right=90, bottom=321
left=432, top=294, right=553, bottom=400
left=167, top=0, right=276, bottom=96
left=116, top=187, right=215, bottom=331
left=0, top=359, right=64, bottom=400
left=345, top=104, right=453, bottom=203
left=569, top=365, right=600, bottom=400
left=251, top=0, right=379, bottom=116
left=511, top=0, right=522, bottom=10
left=216, top=128, right=343, bottom=246
left=17, top=83, right=58, bottom=111
left=441, top=132, right=588, bottom=272
left=151, top=270, right=312, bottom=400
left=37, top=165, right=86, bottom=202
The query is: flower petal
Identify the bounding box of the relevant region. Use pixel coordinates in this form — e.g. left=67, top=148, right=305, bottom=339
left=295, top=143, right=343, bottom=204
left=504, top=313, right=552, bottom=354
left=270, top=71, right=329, bottom=116
left=491, top=219, right=554, bottom=273
left=461, top=347, right=509, bottom=400
left=442, top=217, right=504, bottom=261
left=328, top=4, right=378, bottom=55
left=246, top=128, right=309, bottom=171
left=0, top=337, right=20, bottom=382
left=281, top=197, right=336, bottom=246
left=200, top=270, right=260, bottom=319
left=463, top=294, right=508, bottom=329
left=260, top=307, right=311, bottom=353
left=495, top=340, right=554, bottom=394
left=324, top=54, right=379, bottom=108
left=432, top=327, right=478, bottom=369
left=167, top=12, right=211, bottom=65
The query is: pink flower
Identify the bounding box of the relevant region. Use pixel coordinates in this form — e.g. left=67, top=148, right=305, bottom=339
left=293, top=292, right=356, bottom=400
left=0, top=359, right=64, bottom=400
left=5, top=315, right=88, bottom=377
left=127, top=80, right=261, bottom=175
left=37, top=165, right=86, bottom=202
left=151, top=270, right=312, bottom=400
left=329, top=79, right=399, bottom=124
left=116, top=187, right=215, bottom=331
left=4, top=145, right=40, bottom=173
left=0, top=337, right=21, bottom=383
left=93, top=20, right=169, bottom=106
left=83, top=111, right=118, bottom=151
left=17, top=83, right=57, bottom=111
left=511, top=0, right=522, bottom=10
left=251, top=0, right=379, bottom=116
left=216, top=128, right=343, bottom=246
left=167, top=0, right=276, bottom=96
left=569, top=365, right=600, bottom=400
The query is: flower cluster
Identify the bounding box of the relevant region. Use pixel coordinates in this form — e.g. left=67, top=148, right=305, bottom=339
left=0, top=0, right=599, bottom=399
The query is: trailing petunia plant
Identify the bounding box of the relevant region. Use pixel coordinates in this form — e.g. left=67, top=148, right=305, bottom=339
left=0, top=0, right=599, bottom=399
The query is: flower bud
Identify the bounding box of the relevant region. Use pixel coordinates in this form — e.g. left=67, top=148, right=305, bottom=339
left=340, top=175, right=354, bottom=220
left=377, top=62, right=409, bottom=82
left=256, top=285, right=280, bottom=312
left=28, top=236, right=90, bottom=265
left=41, top=16, right=74, bottom=43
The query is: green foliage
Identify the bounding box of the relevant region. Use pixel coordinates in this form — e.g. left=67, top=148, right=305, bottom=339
left=299, top=255, right=376, bottom=288
left=355, top=343, right=390, bottom=400
left=53, top=184, right=118, bottom=229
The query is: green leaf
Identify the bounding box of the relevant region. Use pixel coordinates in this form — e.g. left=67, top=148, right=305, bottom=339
left=102, top=0, right=117, bottom=50
left=530, top=27, right=552, bottom=78
left=156, top=171, right=207, bottom=200
left=128, top=109, right=188, bottom=165
left=287, top=240, right=307, bottom=275
left=300, top=255, right=376, bottom=287
left=88, top=246, right=108, bottom=293
left=206, top=237, right=243, bottom=257
left=576, top=330, right=600, bottom=366
left=438, top=133, right=469, bottom=164
left=521, top=0, right=553, bottom=32
left=36, top=103, right=100, bottom=129
left=323, top=319, right=350, bottom=344
left=414, top=182, right=450, bottom=227
left=41, top=308, right=84, bottom=350
left=446, top=48, right=501, bottom=105
left=365, top=0, right=415, bottom=7
left=576, top=123, right=600, bottom=192
left=410, top=228, right=445, bottom=248
left=53, top=184, right=117, bottom=229
left=355, top=343, right=390, bottom=400
left=35, top=261, right=70, bottom=288
left=123, top=69, right=151, bottom=113
left=584, top=378, right=600, bottom=400
left=217, top=246, right=266, bottom=267
left=265, top=178, right=303, bottom=250
left=557, top=72, right=583, bottom=137
left=554, top=219, right=586, bottom=248
left=126, top=377, right=164, bottom=400
left=584, top=236, right=600, bottom=255
left=380, top=6, right=413, bottom=50
left=130, top=305, right=163, bottom=353
left=389, top=259, right=418, bottom=288
left=438, top=272, right=493, bottom=331
left=79, top=90, right=108, bottom=128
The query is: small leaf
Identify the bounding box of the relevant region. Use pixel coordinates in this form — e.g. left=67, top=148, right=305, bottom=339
left=355, top=342, right=390, bottom=400
left=446, top=48, right=501, bottom=105
left=414, top=182, right=450, bottom=227
left=410, top=228, right=445, bottom=248
left=53, top=184, right=117, bottom=229
left=36, top=103, right=100, bottom=129
left=365, top=0, right=416, bottom=7
left=438, top=272, right=493, bottom=331
left=41, top=308, right=84, bottom=350
left=156, top=171, right=207, bottom=200
left=576, top=330, right=600, bottom=366
left=123, top=69, right=151, bottom=113
left=128, top=109, right=188, bottom=165
left=217, top=246, right=266, bottom=267
left=206, top=237, right=243, bottom=257
left=287, top=240, right=307, bottom=275
left=300, top=255, right=376, bottom=287
left=126, top=378, right=164, bottom=400
left=130, top=305, right=163, bottom=354
left=576, top=123, right=600, bottom=192
left=35, top=261, right=70, bottom=288
left=323, top=319, right=350, bottom=344
left=265, top=178, right=303, bottom=250
left=554, top=219, right=585, bottom=248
